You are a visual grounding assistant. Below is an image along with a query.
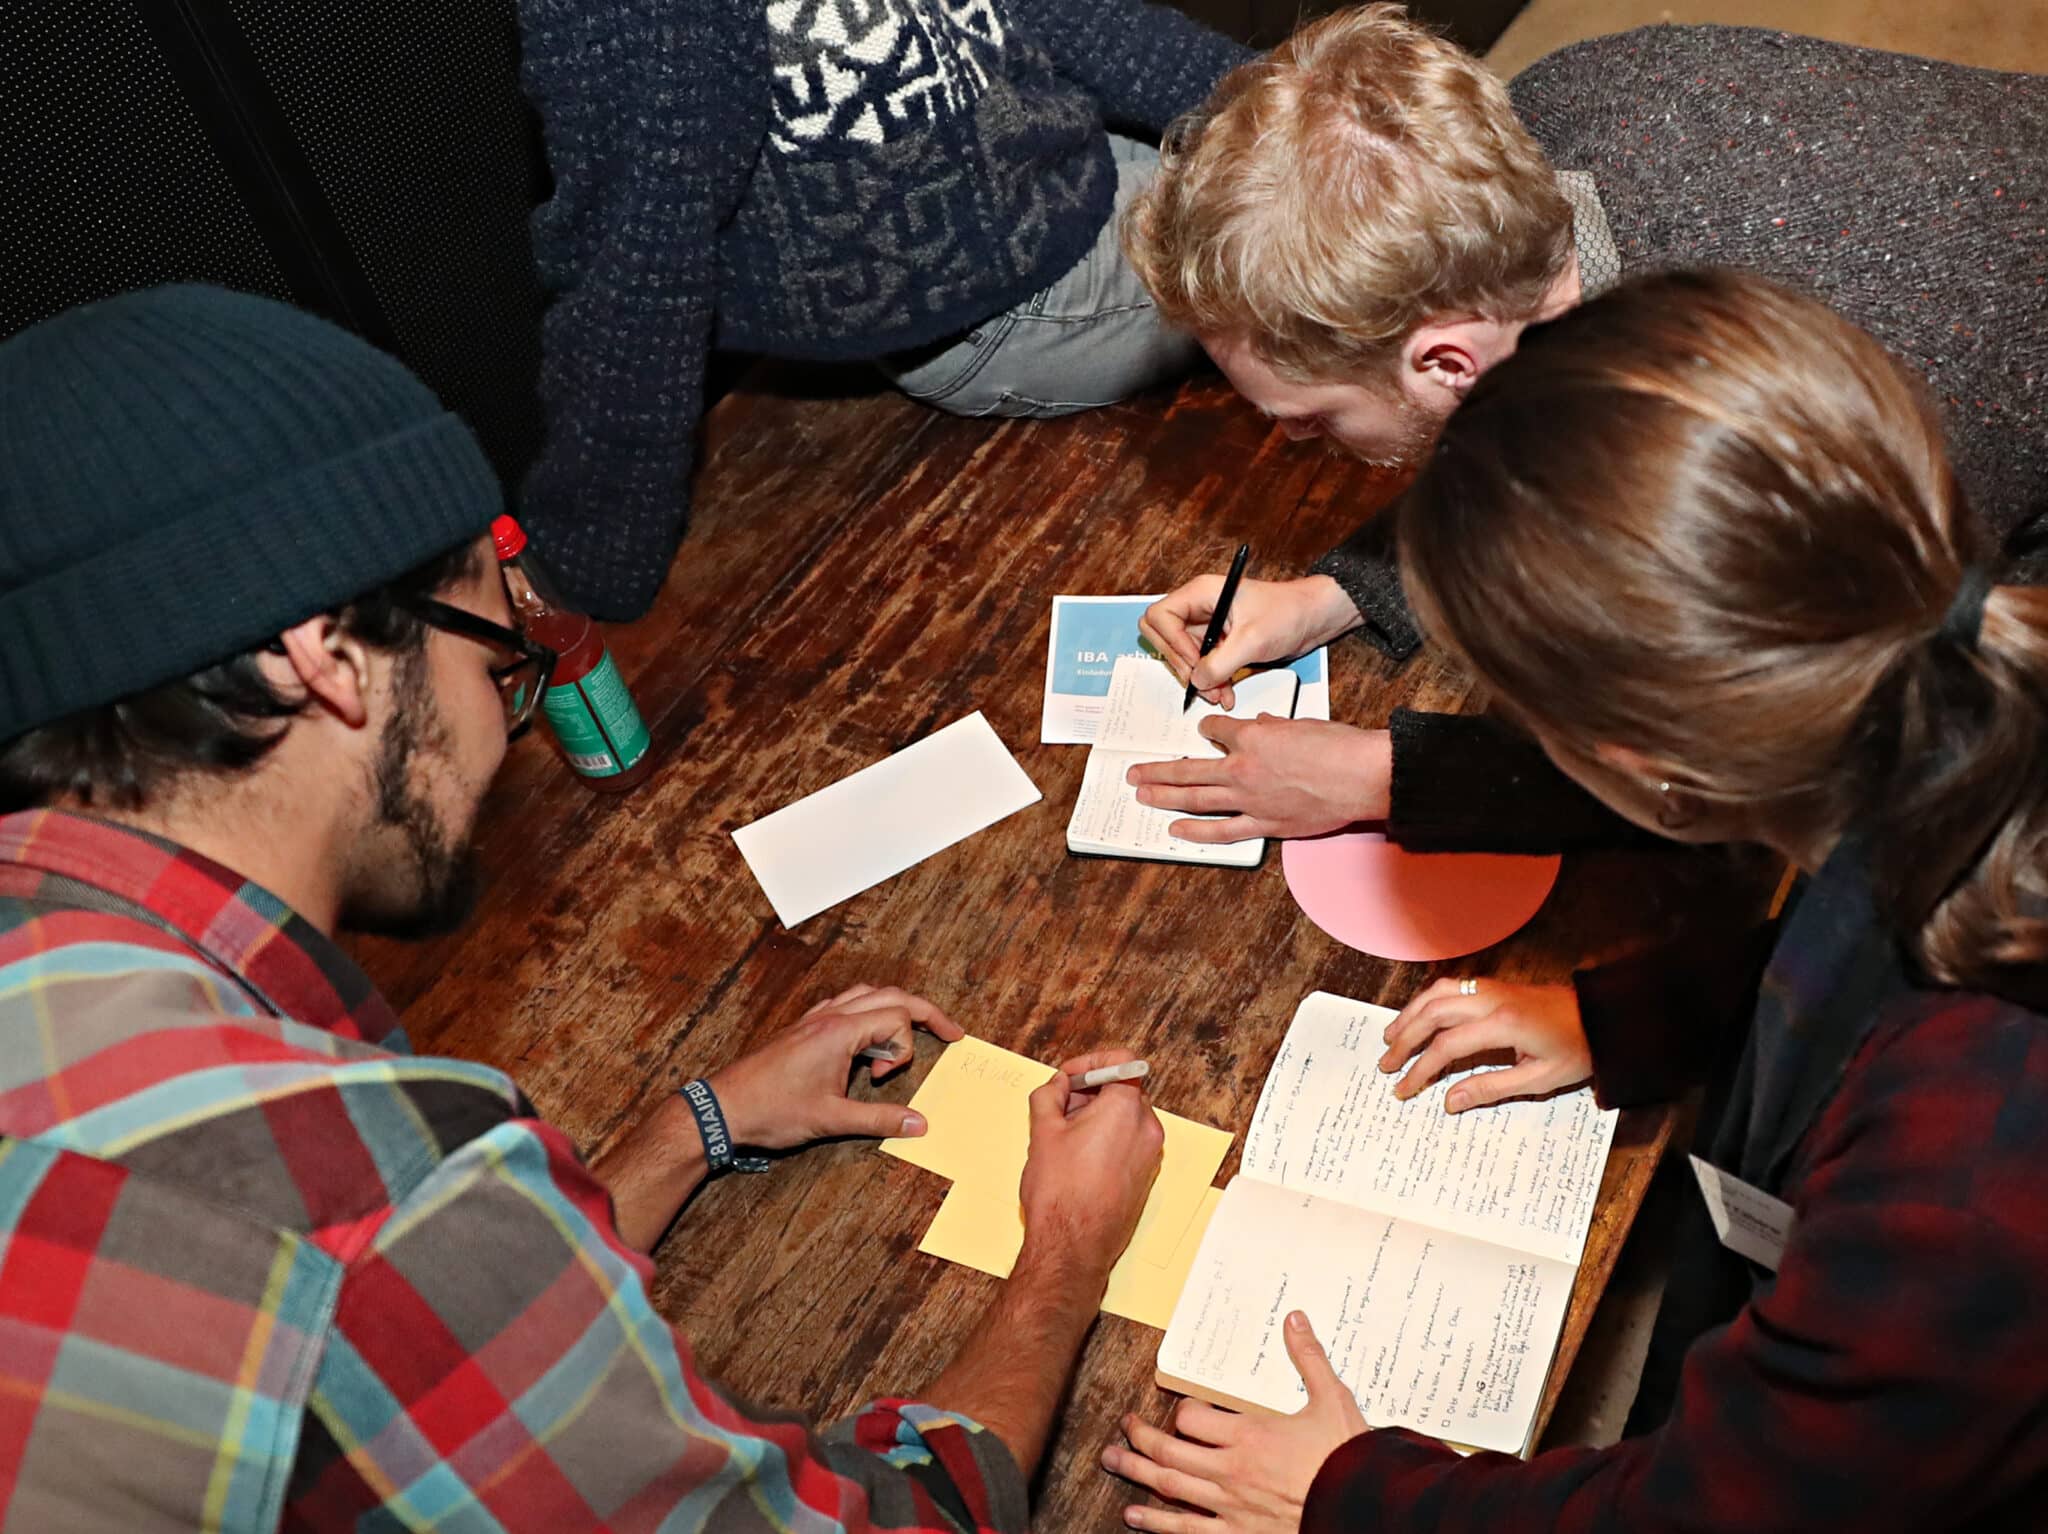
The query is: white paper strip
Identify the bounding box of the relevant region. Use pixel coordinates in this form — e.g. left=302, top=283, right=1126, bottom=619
left=732, top=712, right=1041, bottom=926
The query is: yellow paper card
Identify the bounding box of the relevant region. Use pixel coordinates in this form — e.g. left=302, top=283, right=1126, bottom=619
left=882, top=1036, right=1049, bottom=1182
left=1128, top=1109, right=1231, bottom=1267
left=921, top=1180, right=1226, bottom=1330
left=1106, top=1185, right=1224, bottom=1328
left=882, top=1036, right=1231, bottom=1269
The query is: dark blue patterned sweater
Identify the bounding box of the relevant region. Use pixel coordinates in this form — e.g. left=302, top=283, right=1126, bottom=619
left=514, top=0, right=1249, bottom=617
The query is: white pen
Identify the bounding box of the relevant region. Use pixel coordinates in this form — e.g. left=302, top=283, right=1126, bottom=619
left=859, top=1042, right=907, bottom=1063
left=1070, top=1060, right=1150, bottom=1089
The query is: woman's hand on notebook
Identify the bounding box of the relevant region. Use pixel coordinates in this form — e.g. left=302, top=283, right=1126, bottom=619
left=1379, top=979, right=1593, bottom=1111
left=1105, top=1310, right=1366, bottom=1534
left=1126, top=718, right=1391, bottom=842
left=1142, top=574, right=1360, bottom=708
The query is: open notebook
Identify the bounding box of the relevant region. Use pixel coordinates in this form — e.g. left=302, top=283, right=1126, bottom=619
left=1066, top=654, right=1300, bottom=868
left=1157, top=991, right=1618, bottom=1457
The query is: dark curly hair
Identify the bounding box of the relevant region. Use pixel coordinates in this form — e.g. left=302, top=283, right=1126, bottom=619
left=0, top=540, right=482, bottom=813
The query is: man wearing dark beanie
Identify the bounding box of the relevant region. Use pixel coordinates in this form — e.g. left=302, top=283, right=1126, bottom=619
left=0, top=286, right=1162, bottom=1533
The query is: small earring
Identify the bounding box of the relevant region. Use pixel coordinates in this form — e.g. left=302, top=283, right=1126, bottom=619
left=1655, top=779, right=1698, bottom=831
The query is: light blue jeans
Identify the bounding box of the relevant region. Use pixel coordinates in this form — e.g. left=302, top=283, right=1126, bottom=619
left=878, top=135, right=1202, bottom=417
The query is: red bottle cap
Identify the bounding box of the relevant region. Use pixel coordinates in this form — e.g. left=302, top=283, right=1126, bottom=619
left=490, top=514, right=528, bottom=562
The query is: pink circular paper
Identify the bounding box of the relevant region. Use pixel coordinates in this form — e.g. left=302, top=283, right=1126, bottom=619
left=1282, top=830, right=1562, bottom=962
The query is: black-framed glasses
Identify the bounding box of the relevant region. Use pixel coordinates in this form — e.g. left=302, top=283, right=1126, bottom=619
left=394, top=594, right=558, bottom=741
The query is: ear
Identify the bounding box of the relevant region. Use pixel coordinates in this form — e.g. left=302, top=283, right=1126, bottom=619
left=1401, top=317, right=1510, bottom=406
left=1592, top=741, right=1695, bottom=791
left=274, top=616, right=376, bottom=731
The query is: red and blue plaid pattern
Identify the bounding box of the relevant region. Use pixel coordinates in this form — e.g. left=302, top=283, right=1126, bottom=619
left=1304, top=899, right=2048, bottom=1530
left=0, top=811, right=1025, bottom=1533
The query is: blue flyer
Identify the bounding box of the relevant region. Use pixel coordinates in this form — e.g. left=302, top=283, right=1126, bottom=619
left=1041, top=594, right=1330, bottom=743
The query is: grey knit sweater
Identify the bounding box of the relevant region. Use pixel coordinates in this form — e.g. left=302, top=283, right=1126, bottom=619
left=1317, top=25, right=2048, bottom=662
left=515, top=0, right=1249, bottom=618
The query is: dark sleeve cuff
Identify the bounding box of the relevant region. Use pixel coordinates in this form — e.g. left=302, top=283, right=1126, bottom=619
left=1302, top=1429, right=1471, bottom=1532
left=1386, top=709, right=1660, bottom=854
left=1309, top=514, right=1421, bottom=662
left=1575, top=921, right=1780, bottom=1108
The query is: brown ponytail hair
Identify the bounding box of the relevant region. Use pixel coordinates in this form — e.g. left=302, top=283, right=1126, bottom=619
left=1400, top=268, right=2048, bottom=1006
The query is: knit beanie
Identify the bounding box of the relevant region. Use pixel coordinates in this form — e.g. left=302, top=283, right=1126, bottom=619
left=0, top=284, right=501, bottom=742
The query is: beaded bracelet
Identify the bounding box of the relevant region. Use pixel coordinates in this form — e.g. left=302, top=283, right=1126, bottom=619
left=677, top=1078, right=771, bottom=1174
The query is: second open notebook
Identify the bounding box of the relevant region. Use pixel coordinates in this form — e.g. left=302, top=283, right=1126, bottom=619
left=1066, top=654, right=1300, bottom=867
left=1157, top=990, right=1619, bottom=1457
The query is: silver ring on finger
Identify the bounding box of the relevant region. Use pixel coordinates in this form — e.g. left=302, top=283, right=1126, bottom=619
left=1458, top=977, right=1479, bottom=997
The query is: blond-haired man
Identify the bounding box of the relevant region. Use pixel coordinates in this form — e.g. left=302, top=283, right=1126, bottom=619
left=1112, top=5, right=2047, bottom=852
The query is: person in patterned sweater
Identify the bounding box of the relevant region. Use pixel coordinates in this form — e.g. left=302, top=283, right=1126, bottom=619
left=512, top=0, right=1253, bottom=619
left=1107, top=270, right=2048, bottom=1533
left=0, top=286, right=1163, bottom=1532
left=1118, top=6, right=2046, bottom=856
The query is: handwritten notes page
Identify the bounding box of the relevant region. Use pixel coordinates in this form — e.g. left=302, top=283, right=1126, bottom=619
left=1157, top=1181, right=1576, bottom=1453
left=1094, top=651, right=1299, bottom=760
left=1157, top=991, right=1619, bottom=1457
left=1066, top=656, right=1300, bottom=867
left=882, top=1037, right=1232, bottom=1318
left=1243, top=991, right=1615, bottom=1266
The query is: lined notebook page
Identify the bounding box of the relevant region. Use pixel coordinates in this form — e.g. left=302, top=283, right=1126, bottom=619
left=1242, top=992, right=1616, bottom=1267
left=1069, top=749, right=1261, bottom=867
left=1096, top=655, right=1300, bottom=757
left=1068, top=658, right=1299, bottom=865
left=1159, top=1179, right=1577, bottom=1454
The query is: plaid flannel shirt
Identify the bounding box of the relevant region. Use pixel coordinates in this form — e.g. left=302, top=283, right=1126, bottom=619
left=1303, top=844, right=2048, bottom=1532
left=0, top=810, right=1026, bottom=1534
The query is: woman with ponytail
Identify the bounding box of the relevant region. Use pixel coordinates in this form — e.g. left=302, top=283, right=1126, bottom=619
left=1105, top=270, right=2048, bottom=1532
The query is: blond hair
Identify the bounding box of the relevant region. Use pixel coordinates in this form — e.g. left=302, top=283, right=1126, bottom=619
left=1123, top=5, right=1573, bottom=383
left=1402, top=269, right=2048, bottom=1006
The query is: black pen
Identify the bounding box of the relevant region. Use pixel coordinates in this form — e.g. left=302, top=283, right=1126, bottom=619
left=1184, top=543, right=1252, bottom=711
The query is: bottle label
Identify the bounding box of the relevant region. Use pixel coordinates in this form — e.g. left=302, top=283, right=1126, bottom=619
left=542, top=651, right=651, bottom=778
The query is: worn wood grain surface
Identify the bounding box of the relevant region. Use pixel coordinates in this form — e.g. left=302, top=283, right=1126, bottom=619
left=353, top=369, right=1779, bottom=1529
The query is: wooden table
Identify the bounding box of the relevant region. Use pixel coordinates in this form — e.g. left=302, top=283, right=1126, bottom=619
left=353, top=369, right=1779, bottom=1528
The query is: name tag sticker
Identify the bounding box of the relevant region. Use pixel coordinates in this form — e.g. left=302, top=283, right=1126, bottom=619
left=1689, top=1155, right=1796, bottom=1271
